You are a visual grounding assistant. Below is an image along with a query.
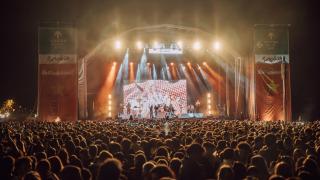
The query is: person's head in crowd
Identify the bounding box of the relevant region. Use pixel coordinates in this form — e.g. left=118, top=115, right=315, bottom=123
left=23, top=171, right=41, bottom=180
left=169, top=158, right=182, bottom=178
left=268, top=174, right=285, bottom=180
left=109, top=142, right=122, bottom=155
left=35, top=152, right=47, bottom=162
left=97, top=158, right=122, bottom=180
left=298, top=170, right=313, bottom=180
left=70, top=154, right=83, bottom=168
left=203, top=141, right=215, bottom=155
left=217, top=164, right=234, bottom=180
left=157, top=159, right=168, bottom=166
left=89, top=145, right=98, bottom=160
left=264, top=133, right=276, bottom=148
left=150, top=165, right=175, bottom=180
left=247, top=165, right=259, bottom=179
left=0, top=155, right=15, bottom=179
left=274, top=161, right=293, bottom=178
left=36, top=159, right=51, bottom=180
left=82, top=168, right=92, bottom=180
left=15, top=156, right=33, bottom=179
left=58, top=148, right=69, bottom=165
left=97, top=150, right=113, bottom=163
left=233, top=161, right=247, bottom=180
left=186, top=143, right=204, bottom=162
left=60, top=165, right=83, bottom=180
left=302, top=157, right=319, bottom=178
left=143, top=161, right=156, bottom=180
left=237, top=141, right=252, bottom=165
left=134, top=153, right=147, bottom=169
left=48, top=156, right=63, bottom=175
left=155, top=146, right=170, bottom=159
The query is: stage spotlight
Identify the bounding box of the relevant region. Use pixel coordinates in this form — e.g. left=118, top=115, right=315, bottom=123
left=136, top=41, right=143, bottom=49
left=177, top=41, right=183, bottom=48
left=147, top=62, right=150, bottom=66
left=207, top=93, right=211, bottom=98
left=114, top=40, right=122, bottom=50
left=153, top=41, right=159, bottom=48
left=108, top=94, right=112, bottom=99
left=113, top=62, right=117, bottom=66
left=193, top=41, right=201, bottom=50
left=170, top=62, right=174, bottom=66
left=187, top=62, right=191, bottom=66
left=213, top=41, right=221, bottom=51
left=203, top=62, right=207, bottom=66
left=130, top=62, right=133, bottom=65
left=208, top=99, right=211, bottom=103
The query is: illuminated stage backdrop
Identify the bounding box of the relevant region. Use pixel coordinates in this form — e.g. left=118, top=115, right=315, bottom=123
left=123, top=80, right=187, bottom=118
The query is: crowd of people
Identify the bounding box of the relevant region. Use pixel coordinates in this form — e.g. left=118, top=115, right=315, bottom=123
left=0, top=118, right=320, bottom=180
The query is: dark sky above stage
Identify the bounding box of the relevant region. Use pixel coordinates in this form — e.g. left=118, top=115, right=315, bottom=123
left=1, top=0, right=319, bottom=120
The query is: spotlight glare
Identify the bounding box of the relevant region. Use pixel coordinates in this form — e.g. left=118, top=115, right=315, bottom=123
left=136, top=41, right=143, bottom=49
left=147, top=62, right=150, bottom=66
left=187, top=62, right=191, bottom=66
left=170, top=62, right=174, bottom=66
left=177, top=41, right=183, bottom=48
left=114, top=40, right=121, bottom=50
left=207, top=93, right=211, bottom=98
left=213, top=41, right=221, bottom=50
left=113, top=62, right=117, bottom=66
left=130, top=62, right=133, bottom=65
left=153, top=41, right=158, bottom=47
left=193, top=41, right=201, bottom=50
left=203, top=62, right=207, bottom=66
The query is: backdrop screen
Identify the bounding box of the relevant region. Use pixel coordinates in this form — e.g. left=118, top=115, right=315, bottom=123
left=123, top=80, right=187, bottom=118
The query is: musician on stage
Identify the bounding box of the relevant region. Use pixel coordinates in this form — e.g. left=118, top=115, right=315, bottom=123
left=126, top=102, right=131, bottom=115
left=149, top=105, right=154, bottom=119
left=195, top=99, right=201, bottom=113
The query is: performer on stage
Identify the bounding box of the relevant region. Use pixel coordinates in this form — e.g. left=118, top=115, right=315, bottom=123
left=195, top=99, right=200, bottom=113
left=154, top=105, right=159, bottom=118
left=149, top=105, right=154, bottom=119
left=126, top=102, right=131, bottom=115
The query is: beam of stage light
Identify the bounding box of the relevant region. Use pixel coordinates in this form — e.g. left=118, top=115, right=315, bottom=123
left=135, top=63, right=141, bottom=81
left=115, top=63, right=124, bottom=91
left=180, top=63, right=200, bottom=98
left=130, top=62, right=135, bottom=82
left=203, top=62, right=223, bottom=82
left=95, top=62, right=117, bottom=117
left=161, top=68, right=166, bottom=80
left=197, top=64, right=212, bottom=91
left=170, top=63, right=178, bottom=80
left=160, top=54, right=171, bottom=80
left=178, top=64, right=186, bottom=79
left=192, top=65, right=206, bottom=93
left=123, top=49, right=129, bottom=80
left=139, top=48, right=148, bottom=79
left=152, top=64, right=157, bottom=80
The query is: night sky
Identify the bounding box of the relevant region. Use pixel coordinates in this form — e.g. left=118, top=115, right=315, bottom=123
left=1, top=0, right=319, bottom=120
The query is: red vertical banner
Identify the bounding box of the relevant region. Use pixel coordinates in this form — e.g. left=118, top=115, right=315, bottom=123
left=38, top=25, right=77, bottom=121
left=254, top=25, right=291, bottom=121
